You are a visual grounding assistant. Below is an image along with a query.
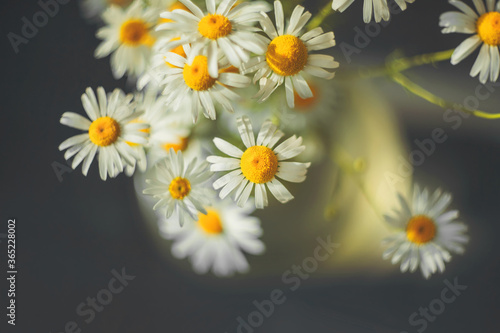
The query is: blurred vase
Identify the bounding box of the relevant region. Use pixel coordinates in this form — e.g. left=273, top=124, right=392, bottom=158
left=133, top=81, right=410, bottom=288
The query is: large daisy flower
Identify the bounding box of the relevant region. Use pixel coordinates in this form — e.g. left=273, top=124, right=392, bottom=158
left=331, top=0, right=414, bottom=23
left=242, top=1, right=339, bottom=109
left=440, top=0, right=500, bottom=83
left=159, top=199, right=265, bottom=277
left=156, top=0, right=271, bottom=78
left=207, top=116, right=311, bottom=209
left=158, top=44, right=251, bottom=121
left=382, top=185, right=469, bottom=279
left=94, top=0, right=159, bottom=79
left=143, top=150, right=213, bottom=226
left=59, top=87, right=148, bottom=180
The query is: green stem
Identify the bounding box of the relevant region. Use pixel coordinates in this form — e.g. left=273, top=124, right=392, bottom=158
left=306, top=1, right=333, bottom=30
left=359, top=49, right=455, bottom=79
left=391, top=72, right=500, bottom=120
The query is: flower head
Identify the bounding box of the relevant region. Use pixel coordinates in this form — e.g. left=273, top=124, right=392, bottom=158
left=207, top=116, right=310, bottom=209
left=242, top=1, right=339, bottom=108
left=59, top=87, right=149, bottom=180
left=159, top=198, right=265, bottom=276
left=440, top=0, right=500, bottom=83
left=382, top=185, right=469, bottom=279
left=143, top=150, right=213, bottom=226
left=331, top=0, right=414, bottom=23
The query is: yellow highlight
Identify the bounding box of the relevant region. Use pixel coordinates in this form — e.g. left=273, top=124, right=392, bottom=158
left=240, top=146, right=278, bottom=184
left=120, top=19, right=155, bottom=47
left=198, top=14, right=232, bottom=40
left=406, top=215, right=436, bottom=245
left=198, top=209, right=223, bottom=234
left=477, top=12, right=500, bottom=46
left=164, top=37, right=187, bottom=68
left=88, top=117, right=121, bottom=147
left=125, top=119, right=150, bottom=147
left=183, top=55, right=217, bottom=91
left=160, top=1, right=190, bottom=24
left=169, top=177, right=191, bottom=200
left=163, top=137, right=189, bottom=152
left=266, top=35, right=308, bottom=76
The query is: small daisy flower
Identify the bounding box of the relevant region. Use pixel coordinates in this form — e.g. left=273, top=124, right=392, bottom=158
left=242, top=1, right=339, bottom=109
left=94, top=0, right=159, bottom=79
left=79, top=0, right=133, bottom=22
left=332, top=0, right=414, bottom=23
left=157, top=0, right=271, bottom=78
left=143, top=150, right=213, bottom=226
left=59, top=87, right=149, bottom=180
left=158, top=44, right=251, bottom=121
left=440, top=0, right=500, bottom=83
left=207, top=116, right=311, bottom=209
left=159, top=199, right=265, bottom=277
left=382, top=185, right=469, bottom=279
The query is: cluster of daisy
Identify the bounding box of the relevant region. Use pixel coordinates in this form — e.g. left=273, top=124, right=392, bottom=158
left=59, top=0, right=475, bottom=278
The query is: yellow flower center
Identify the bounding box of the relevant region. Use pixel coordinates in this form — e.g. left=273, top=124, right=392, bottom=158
left=183, top=55, right=217, bottom=91
left=120, top=19, right=155, bottom=47
left=169, top=177, right=191, bottom=200
left=163, top=137, right=189, bottom=152
left=198, top=14, right=232, bottom=40
left=406, top=215, right=436, bottom=245
left=88, top=117, right=121, bottom=147
left=240, top=145, right=278, bottom=184
left=294, top=83, right=319, bottom=111
left=266, top=35, right=308, bottom=76
left=164, top=37, right=187, bottom=68
left=160, top=2, right=190, bottom=23
left=477, top=12, right=500, bottom=46
left=198, top=209, right=223, bottom=234
left=125, top=119, right=150, bottom=147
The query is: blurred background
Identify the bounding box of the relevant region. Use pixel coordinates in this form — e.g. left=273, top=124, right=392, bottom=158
left=1, top=0, right=500, bottom=332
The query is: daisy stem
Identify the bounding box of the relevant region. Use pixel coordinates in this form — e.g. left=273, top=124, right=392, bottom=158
left=358, top=49, right=455, bottom=79
left=306, top=1, right=333, bottom=30
left=391, top=72, right=500, bottom=120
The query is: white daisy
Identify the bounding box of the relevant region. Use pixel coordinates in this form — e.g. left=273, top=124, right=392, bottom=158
left=158, top=44, right=251, bottom=121
left=59, top=87, right=149, bottom=180
left=242, top=1, right=339, bottom=109
left=440, top=0, right=500, bottom=83
left=207, top=116, right=311, bottom=209
left=156, top=0, right=271, bottom=78
left=331, top=0, right=414, bottom=23
left=382, top=185, right=469, bottom=279
left=143, top=150, right=213, bottom=226
left=159, top=199, right=265, bottom=277
left=94, top=0, right=159, bottom=79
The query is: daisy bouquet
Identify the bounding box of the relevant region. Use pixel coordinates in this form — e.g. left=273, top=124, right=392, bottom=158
left=59, top=0, right=500, bottom=279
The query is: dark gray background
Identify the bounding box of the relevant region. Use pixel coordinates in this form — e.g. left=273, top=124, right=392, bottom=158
left=1, top=0, right=499, bottom=332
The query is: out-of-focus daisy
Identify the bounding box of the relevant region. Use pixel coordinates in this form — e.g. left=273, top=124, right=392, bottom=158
left=382, top=185, right=469, bottom=279
left=143, top=150, right=213, bottom=226
left=242, top=1, right=338, bottom=108
left=440, top=0, right=500, bottom=83
left=159, top=199, right=265, bottom=277
left=59, top=87, right=148, bottom=180
left=332, top=0, right=414, bottom=23
left=79, top=0, right=133, bottom=22
left=207, top=116, right=310, bottom=209
left=158, top=44, right=251, bottom=121
left=157, top=0, right=271, bottom=78
left=95, top=0, right=159, bottom=79
left=124, top=88, right=191, bottom=176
